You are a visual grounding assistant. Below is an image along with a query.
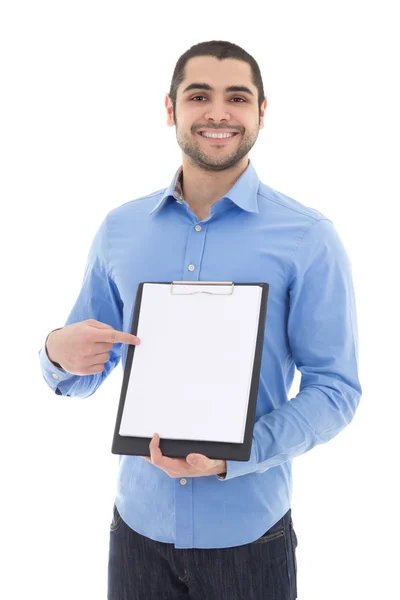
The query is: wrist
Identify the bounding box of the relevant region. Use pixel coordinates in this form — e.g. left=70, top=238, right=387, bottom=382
left=217, top=460, right=227, bottom=478
left=45, top=328, right=63, bottom=368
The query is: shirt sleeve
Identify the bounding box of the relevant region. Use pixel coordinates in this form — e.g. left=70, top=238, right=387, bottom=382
left=38, top=214, right=124, bottom=398
left=219, top=218, right=362, bottom=481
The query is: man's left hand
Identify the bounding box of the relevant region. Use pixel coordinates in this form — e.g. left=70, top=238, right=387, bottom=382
left=142, top=433, right=227, bottom=478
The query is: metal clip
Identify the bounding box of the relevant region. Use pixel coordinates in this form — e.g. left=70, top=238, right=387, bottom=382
left=170, top=281, right=234, bottom=295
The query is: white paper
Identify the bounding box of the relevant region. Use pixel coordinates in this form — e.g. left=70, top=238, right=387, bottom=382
left=119, top=283, right=263, bottom=443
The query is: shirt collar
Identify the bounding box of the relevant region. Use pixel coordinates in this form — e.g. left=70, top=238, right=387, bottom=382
left=149, top=159, right=260, bottom=215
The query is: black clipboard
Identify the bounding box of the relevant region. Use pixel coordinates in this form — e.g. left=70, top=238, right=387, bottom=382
left=111, top=281, right=269, bottom=461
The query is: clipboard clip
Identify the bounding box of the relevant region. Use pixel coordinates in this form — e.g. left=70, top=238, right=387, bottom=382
left=170, top=281, right=234, bottom=295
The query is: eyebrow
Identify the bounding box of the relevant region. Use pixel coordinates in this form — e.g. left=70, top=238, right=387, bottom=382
left=182, top=83, right=254, bottom=96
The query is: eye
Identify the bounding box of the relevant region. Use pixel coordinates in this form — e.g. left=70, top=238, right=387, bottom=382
left=190, top=96, right=246, bottom=103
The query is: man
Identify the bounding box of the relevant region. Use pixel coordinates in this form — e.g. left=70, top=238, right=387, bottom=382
left=39, top=40, right=362, bottom=600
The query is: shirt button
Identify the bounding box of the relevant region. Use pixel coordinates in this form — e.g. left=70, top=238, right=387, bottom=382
left=188, top=264, right=195, bottom=272
left=195, top=225, right=202, bottom=232
left=52, top=373, right=59, bottom=379
left=180, top=478, right=187, bottom=485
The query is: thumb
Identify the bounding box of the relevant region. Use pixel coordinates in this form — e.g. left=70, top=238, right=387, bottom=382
left=86, top=319, right=114, bottom=329
left=187, top=454, right=218, bottom=469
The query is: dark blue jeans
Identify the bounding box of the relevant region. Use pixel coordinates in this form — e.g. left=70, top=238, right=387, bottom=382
left=108, top=504, right=298, bottom=599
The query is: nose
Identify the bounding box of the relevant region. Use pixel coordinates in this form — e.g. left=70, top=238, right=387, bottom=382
left=204, top=100, right=231, bottom=123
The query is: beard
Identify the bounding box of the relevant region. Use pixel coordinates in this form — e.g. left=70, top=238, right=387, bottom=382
left=175, top=118, right=260, bottom=172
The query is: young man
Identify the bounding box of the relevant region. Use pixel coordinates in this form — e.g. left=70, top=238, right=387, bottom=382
left=39, top=40, right=362, bottom=600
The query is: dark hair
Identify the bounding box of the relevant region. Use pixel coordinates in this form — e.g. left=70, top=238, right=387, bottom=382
left=168, top=40, right=265, bottom=115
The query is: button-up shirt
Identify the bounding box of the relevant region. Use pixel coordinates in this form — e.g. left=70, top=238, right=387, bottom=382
left=38, top=159, right=362, bottom=549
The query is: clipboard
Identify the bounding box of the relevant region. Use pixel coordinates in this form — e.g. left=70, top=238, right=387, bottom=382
left=111, top=281, right=269, bottom=461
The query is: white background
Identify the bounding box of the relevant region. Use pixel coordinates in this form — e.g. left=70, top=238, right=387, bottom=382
left=1, top=1, right=399, bottom=598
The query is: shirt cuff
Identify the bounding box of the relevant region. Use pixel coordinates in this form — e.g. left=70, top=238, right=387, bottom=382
left=216, top=439, right=259, bottom=481
left=38, top=341, right=71, bottom=392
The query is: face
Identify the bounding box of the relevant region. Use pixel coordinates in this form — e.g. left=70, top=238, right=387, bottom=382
left=165, top=56, right=267, bottom=172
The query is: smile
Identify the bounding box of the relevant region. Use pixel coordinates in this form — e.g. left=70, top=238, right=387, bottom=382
left=197, top=132, right=239, bottom=144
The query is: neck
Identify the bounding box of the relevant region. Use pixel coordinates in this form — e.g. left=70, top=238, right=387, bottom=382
left=181, top=157, right=249, bottom=214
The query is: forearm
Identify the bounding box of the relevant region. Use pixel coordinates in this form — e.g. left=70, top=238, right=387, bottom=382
left=38, top=213, right=124, bottom=399
left=221, top=376, right=360, bottom=481
left=253, top=375, right=361, bottom=469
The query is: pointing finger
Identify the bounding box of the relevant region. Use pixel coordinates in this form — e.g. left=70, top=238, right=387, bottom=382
left=105, top=329, right=140, bottom=345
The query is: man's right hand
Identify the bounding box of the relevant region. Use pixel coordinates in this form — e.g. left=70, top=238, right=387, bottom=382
left=45, top=319, right=140, bottom=375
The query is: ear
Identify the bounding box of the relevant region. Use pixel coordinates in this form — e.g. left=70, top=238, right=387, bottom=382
left=259, top=97, right=267, bottom=130
left=165, top=94, right=175, bottom=127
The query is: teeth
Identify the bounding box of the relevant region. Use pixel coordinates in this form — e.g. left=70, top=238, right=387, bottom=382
left=201, top=132, right=235, bottom=139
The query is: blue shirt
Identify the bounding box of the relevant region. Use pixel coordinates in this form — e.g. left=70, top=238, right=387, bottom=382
left=38, top=159, right=362, bottom=549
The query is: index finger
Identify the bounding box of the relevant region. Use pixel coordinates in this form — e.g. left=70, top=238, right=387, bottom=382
left=104, top=329, right=140, bottom=345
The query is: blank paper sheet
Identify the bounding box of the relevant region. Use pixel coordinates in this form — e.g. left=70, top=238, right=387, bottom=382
left=119, top=283, right=263, bottom=443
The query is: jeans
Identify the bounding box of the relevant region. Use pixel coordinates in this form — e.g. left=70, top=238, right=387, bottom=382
left=108, top=504, right=298, bottom=599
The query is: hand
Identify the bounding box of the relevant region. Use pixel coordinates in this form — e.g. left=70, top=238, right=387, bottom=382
left=142, top=433, right=227, bottom=479
left=45, top=319, right=140, bottom=375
